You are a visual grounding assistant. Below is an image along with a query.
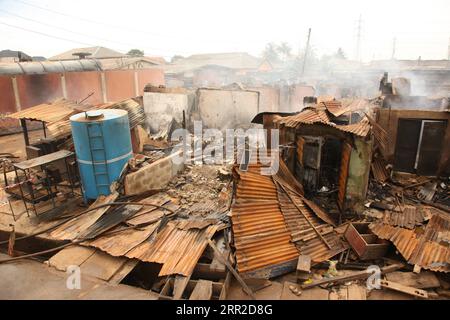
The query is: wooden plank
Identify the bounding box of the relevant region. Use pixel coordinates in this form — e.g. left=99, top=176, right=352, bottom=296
left=244, top=278, right=272, bottom=292
left=193, top=263, right=227, bottom=280
left=207, top=239, right=256, bottom=300
left=296, top=255, right=311, bottom=282
left=219, top=272, right=231, bottom=300
left=210, top=236, right=227, bottom=273
left=380, top=280, right=428, bottom=299
left=296, top=255, right=311, bottom=272
left=347, top=284, right=367, bottom=300
left=386, top=271, right=440, bottom=289
left=301, top=263, right=404, bottom=289
left=173, top=275, right=190, bottom=300
left=48, top=245, right=96, bottom=271
left=79, top=250, right=127, bottom=281
left=108, top=259, right=139, bottom=285
left=189, top=279, right=213, bottom=300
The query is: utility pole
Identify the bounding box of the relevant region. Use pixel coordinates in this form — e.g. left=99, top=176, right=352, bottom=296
left=448, top=37, right=450, bottom=60
left=391, top=37, right=396, bottom=60
left=355, top=14, right=362, bottom=62
left=301, top=28, right=311, bottom=77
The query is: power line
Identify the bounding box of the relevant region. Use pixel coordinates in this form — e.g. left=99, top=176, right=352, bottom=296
left=12, top=0, right=263, bottom=48
left=355, top=14, right=362, bottom=62
left=391, top=37, right=396, bottom=59
left=0, top=20, right=180, bottom=59
left=0, top=9, right=187, bottom=57
left=0, top=20, right=95, bottom=47
left=13, top=0, right=166, bottom=37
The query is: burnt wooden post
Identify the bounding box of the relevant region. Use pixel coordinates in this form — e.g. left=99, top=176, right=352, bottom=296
left=20, top=118, right=29, bottom=146
left=42, top=121, right=47, bottom=138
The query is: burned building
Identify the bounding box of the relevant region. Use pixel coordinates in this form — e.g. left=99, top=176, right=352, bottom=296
left=254, top=99, right=374, bottom=212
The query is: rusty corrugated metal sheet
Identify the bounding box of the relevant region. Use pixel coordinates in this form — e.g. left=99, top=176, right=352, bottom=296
left=370, top=212, right=450, bottom=272
left=83, top=222, right=159, bottom=257
left=127, top=221, right=219, bottom=276
left=366, top=113, right=390, bottom=158
left=276, top=106, right=370, bottom=137
left=231, top=169, right=299, bottom=274
left=382, top=206, right=430, bottom=229
left=276, top=107, right=330, bottom=127
left=371, top=156, right=389, bottom=182
left=47, top=98, right=143, bottom=139
left=322, top=100, right=345, bottom=117
left=275, top=180, right=346, bottom=263
left=335, top=117, right=371, bottom=137
left=322, top=99, right=373, bottom=117
left=50, top=192, right=119, bottom=241
left=8, top=98, right=89, bottom=123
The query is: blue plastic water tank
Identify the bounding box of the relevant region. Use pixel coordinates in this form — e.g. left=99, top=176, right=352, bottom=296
left=70, top=109, right=132, bottom=200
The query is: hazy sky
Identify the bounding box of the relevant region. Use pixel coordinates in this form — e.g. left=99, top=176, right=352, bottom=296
left=0, top=0, right=449, bottom=61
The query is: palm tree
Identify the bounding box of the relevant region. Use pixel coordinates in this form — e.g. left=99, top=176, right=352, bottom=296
left=262, top=43, right=280, bottom=63
left=277, top=42, right=292, bottom=61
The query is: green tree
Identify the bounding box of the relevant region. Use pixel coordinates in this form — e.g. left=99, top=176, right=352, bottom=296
left=277, top=42, right=292, bottom=61
left=127, top=49, right=144, bottom=57
left=171, top=55, right=184, bottom=63
left=334, top=47, right=347, bottom=59
left=262, top=42, right=280, bottom=63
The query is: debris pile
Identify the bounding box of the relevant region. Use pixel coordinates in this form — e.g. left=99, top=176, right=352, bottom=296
left=0, top=89, right=449, bottom=300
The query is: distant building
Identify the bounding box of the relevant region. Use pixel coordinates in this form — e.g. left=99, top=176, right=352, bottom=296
left=165, top=52, right=273, bottom=87
left=49, top=46, right=127, bottom=61
left=32, top=56, right=47, bottom=62
left=0, top=50, right=32, bottom=62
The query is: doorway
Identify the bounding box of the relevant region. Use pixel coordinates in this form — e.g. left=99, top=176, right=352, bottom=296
left=394, top=119, right=446, bottom=175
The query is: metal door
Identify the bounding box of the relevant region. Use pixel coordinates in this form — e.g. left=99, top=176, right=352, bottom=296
left=417, top=120, right=446, bottom=175
left=394, top=119, right=421, bottom=173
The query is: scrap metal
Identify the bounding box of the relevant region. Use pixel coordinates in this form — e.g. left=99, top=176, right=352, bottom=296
left=8, top=98, right=89, bottom=123
left=370, top=211, right=450, bottom=272
left=231, top=168, right=299, bottom=274
left=276, top=105, right=371, bottom=137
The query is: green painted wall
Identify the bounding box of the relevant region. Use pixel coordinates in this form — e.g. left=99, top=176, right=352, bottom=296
left=345, top=137, right=373, bottom=211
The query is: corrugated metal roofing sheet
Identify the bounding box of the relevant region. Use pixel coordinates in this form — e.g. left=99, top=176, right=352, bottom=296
left=126, top=222, right=219, bottom=276
left=335, top=118, right=371, bottom=137
left=371, top=156, right=389, bottom=183
left=8, top=98, right=89, bottom=123
left=231, top=168, right=299, bottom=274
left=322, top=99, right=374, bottom=117
left=277, top=107, right=330, bottom=127
left=322, top=100, right=345, bottom=117
left=370, top=212, right=450, bottom=272
left=276, top=106, right=371, bottom=137
left=382, top=206, right=430, bottom=229
left=231, top=161, right=345, bottom=274
left=47, top=98, right=143, bottom=139
left=275, top=180, right=346, bottom=263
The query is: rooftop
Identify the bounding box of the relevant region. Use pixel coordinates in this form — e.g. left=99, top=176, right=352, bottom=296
left=49, top=46, right=127, bottom=61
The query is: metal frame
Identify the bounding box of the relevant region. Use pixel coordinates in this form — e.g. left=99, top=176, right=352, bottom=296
left=5, top=152, right=79, bottom=217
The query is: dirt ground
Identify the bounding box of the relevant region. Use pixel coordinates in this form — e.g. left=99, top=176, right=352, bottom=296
left=1, top=130, right=45, bottom=160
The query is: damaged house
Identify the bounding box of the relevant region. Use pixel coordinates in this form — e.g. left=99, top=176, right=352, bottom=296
left=253, top=99, right=374, bottom=213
